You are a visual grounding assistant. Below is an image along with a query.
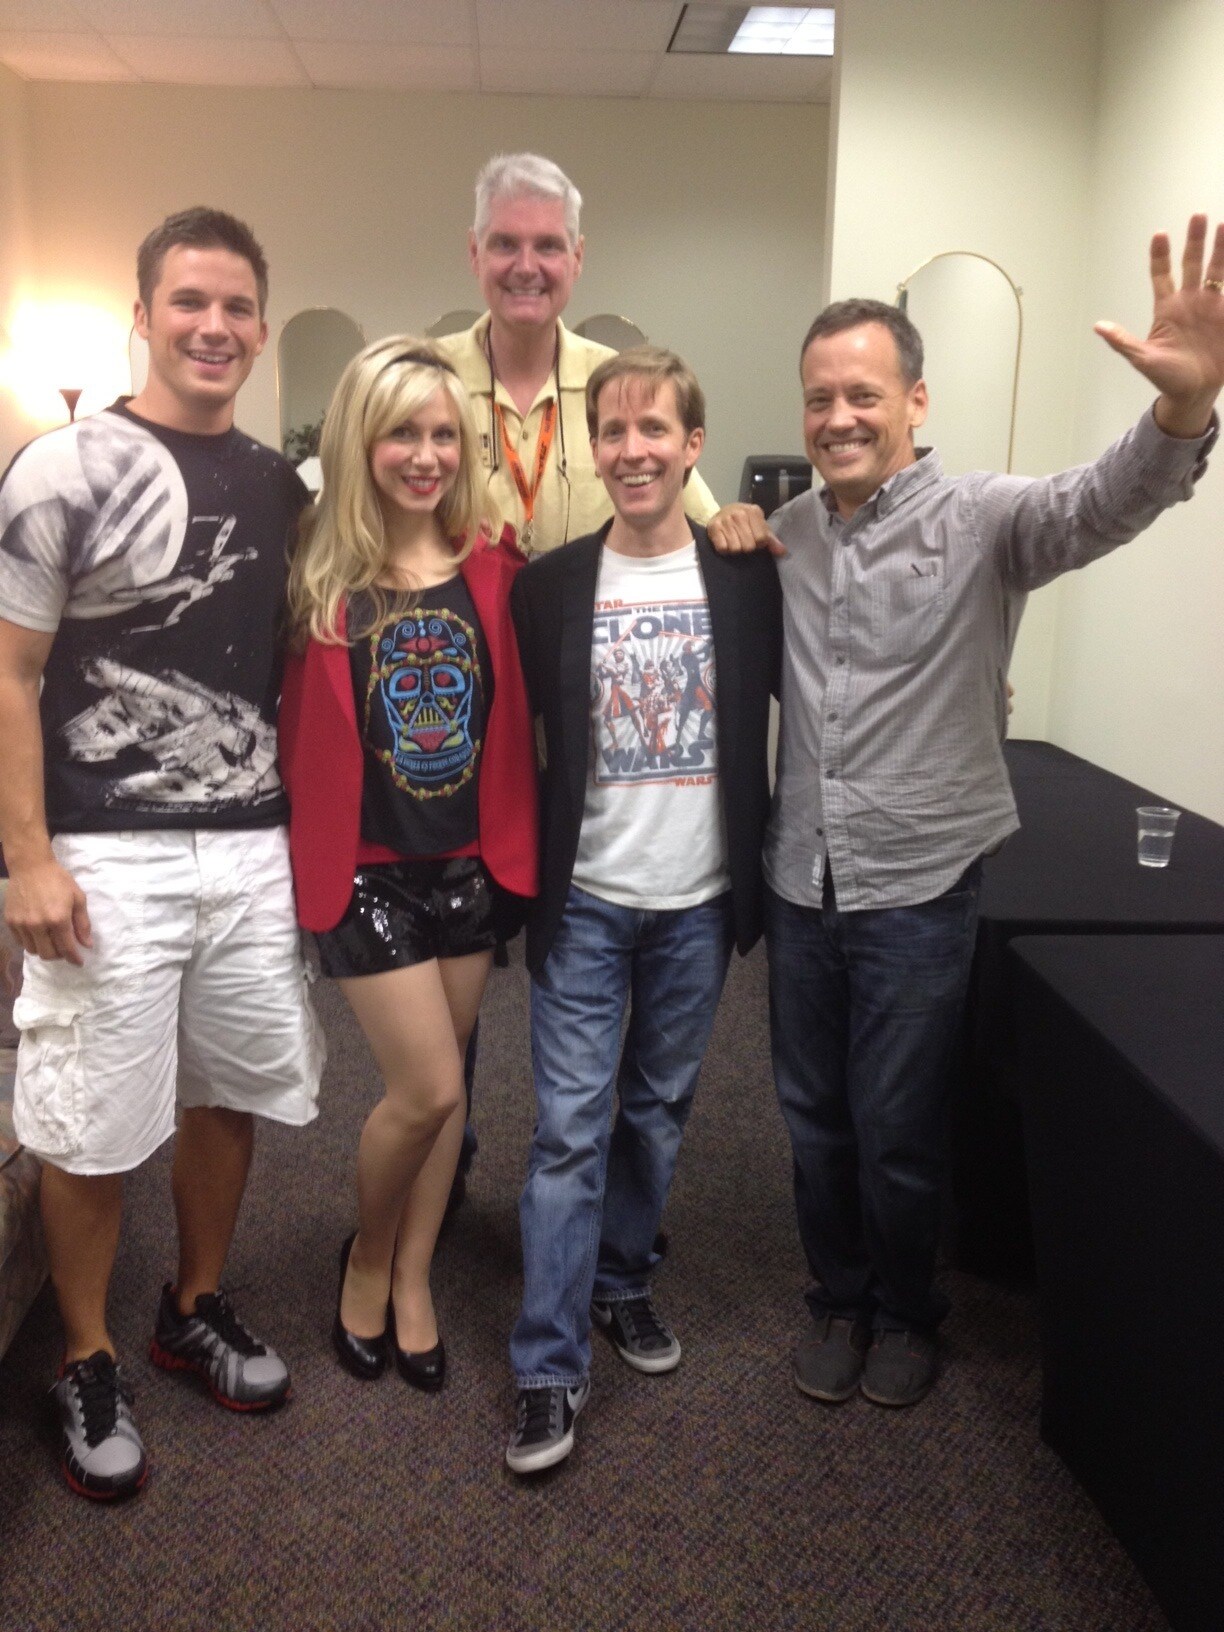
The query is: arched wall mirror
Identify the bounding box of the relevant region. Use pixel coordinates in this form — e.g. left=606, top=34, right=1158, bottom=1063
left=128, top=326, right=148, bottom=395
left=277, top=308, right=365, bottom=465
left=425, top=308, right=483, bottom=340
left=572, top=314, right=648, bottom=352
left=896, top=252, right=1022, bottom=474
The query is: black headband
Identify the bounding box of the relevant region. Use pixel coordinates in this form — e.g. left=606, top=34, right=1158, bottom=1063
left=378, top=349, right=458, bottom=378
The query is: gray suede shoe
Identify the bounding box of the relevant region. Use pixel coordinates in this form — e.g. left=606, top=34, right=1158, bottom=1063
left=860, top=1329, right=939, bottom=1407
left=793, top=1314, right=871, bottom=1402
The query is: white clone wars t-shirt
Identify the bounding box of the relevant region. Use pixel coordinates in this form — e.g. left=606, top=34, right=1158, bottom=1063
left=572, top=540, right=730, bottom=910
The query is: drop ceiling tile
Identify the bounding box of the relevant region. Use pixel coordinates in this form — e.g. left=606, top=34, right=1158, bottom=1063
left=109, top=33, right=309, bottom=84
left=650, top=51, right=833, bottom=102
left=270, top=0, right=474, bottom=46
left=0, top=30, right=135, bottom=79
left=479, top=47, right=657, bottom=97
left=295, top=39, right=477, bottom=90
left=72, top=0, right=278, bottom=38
left=476, top=0, right=677, bottom=53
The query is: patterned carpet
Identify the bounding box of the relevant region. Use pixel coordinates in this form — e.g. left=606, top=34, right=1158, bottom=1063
left=0, top=943, right=1168, bottom=1630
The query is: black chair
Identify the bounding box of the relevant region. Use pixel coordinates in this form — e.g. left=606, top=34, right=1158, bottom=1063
left=738, top=455, right=812, bottom=511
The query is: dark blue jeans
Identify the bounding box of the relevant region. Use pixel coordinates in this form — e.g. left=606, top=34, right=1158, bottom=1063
left=765, top=864, right=981, bottom=1334
left=510, top=886, right=735, bottom=1387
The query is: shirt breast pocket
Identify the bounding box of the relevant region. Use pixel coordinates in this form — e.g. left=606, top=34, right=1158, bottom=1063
left=864, top=562, right=945, bottom=663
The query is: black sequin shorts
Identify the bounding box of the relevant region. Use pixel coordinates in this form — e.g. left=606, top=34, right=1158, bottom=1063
left=314, top=856, right=498, bottom=978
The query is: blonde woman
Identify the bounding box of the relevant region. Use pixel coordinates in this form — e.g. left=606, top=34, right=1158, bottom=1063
left=280, top=338, right=537, bottom=1387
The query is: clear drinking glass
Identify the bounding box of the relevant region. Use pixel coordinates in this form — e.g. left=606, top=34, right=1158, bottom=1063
left=1136, top=805, right=1181, bottom=868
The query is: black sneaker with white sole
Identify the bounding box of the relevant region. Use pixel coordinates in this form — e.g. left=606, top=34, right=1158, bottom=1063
left=591, top=1294, right=681, bottom=1373
left=150, top=1284, right=290, bottom=1410
left=52, top=1351, right=148, bottom=1501
left=505, top=1379, right=590, bottom=1474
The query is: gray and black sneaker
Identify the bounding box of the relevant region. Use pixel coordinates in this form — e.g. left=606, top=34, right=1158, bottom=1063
left=505, top=1379, right=590, bottom=1475
left=52, top=1350, right=147, bottom=1501
left=150, top=1283, right=290, bottom=1411
left=591, top=1294, right=681, bottom=1374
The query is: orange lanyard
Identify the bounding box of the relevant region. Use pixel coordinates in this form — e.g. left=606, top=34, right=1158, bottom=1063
left=493, top=399, right=557, bottom=551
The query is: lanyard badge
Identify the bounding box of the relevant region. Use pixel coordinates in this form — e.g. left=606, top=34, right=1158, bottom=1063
left=494, top=399, right=556, bottom=554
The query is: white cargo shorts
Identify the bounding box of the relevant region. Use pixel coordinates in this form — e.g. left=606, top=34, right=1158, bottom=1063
left=13, top=826, right=324, bottom=1176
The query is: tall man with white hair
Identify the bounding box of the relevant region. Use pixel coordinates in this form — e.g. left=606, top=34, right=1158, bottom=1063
left=437, top=152, right=717, bottom=555
left=438, top=154, right=719, bottom=1198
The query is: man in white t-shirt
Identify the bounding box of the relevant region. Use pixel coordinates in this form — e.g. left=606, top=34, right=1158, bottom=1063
left=504, top=348, right=780, bottom=1474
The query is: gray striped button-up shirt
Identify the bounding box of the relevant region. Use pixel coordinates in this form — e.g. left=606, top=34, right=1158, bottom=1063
left=763, top=408, right=1214, bottom=913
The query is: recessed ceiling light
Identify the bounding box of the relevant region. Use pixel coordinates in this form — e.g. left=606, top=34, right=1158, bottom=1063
left=731, top=7, right=836, bottom=55
left=668, top=5, right=835, bottom=57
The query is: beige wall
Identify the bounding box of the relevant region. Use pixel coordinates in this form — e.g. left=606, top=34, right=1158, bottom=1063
left=826, top=0, right=1224, bottom=821
left=14, top=83, right=829, bottom=504
left=10, top=12, right=1220, bottom=819
left=1049, top=0, right=1224, bottom=821
left=0, top=63, right=37, bottom=462
left=826, top=0, right=1103, bottom=744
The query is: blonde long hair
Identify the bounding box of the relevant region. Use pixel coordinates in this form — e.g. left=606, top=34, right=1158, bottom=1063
left=287, top=336, right=495, bottom=646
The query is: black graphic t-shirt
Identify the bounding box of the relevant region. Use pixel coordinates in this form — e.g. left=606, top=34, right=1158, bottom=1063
left=348, top=576, right=491, bottom=858
left=0, top=400, right=306, bottom=832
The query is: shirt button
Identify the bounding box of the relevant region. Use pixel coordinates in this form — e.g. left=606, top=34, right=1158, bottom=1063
left=836, top=656, right=846, bottom=665
left=825, top=769, right=837, bottom=779
left=816, top=827, right=824, bottom=836
left=828, top=712, right=839, bottom=722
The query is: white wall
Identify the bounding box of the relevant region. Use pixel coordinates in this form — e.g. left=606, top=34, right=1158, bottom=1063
left=1048, top=0, right=1224, bottom=821
left=0, top=63, right=37, bottom=463
left=14, top=83, right=829, bottom=504
left=824, top=0, right=1103, bottom=742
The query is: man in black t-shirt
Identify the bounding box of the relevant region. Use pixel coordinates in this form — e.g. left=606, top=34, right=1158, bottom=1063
left=0, top=208, right=323, bottom=1501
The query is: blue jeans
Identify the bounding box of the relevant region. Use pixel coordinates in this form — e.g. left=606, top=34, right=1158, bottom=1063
left=765, top=865, right=981, bottom=1335
left=510, top=885, right=735, bottom=1388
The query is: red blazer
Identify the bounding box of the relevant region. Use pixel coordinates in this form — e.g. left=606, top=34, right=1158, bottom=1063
left=279, top=533, right=539, bottom=932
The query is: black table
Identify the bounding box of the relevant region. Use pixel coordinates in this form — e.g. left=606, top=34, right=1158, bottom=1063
left=1011, top=934, right=1224, bottom=1632
left=952, top=739, right=1224, bottom=1274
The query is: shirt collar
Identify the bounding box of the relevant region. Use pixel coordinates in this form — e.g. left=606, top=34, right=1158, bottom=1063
left=474, top=311, right=585, bottom=395
left=818, top=447, right=943, bottom=521
left=554, top=319, right=590, bottom=390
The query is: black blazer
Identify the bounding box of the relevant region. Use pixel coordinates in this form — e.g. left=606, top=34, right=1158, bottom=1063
left=510, top=519, right=782, bottom=975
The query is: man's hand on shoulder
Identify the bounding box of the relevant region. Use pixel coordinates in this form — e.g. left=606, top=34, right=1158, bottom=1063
left=707, top=503, right=787, bottom=558
left=4, top=854, right=92, bottom=965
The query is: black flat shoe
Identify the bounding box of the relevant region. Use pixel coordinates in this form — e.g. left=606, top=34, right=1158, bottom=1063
left=332, top=1233, right=387, bottom=1381
left=388, top=1300, right=445, bottom=1392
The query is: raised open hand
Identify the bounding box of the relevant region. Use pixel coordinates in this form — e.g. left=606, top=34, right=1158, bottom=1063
left=1094, top=214, right=1224, bottom=435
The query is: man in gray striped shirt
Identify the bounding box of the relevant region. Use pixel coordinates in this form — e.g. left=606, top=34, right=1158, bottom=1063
left=709, top=215, right=1224, bottom=1408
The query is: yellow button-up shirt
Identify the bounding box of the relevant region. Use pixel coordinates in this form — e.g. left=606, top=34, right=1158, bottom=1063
left=437, top=313, right=717, bottom=555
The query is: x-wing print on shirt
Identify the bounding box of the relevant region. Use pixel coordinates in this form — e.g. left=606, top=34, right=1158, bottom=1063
left=118, top=515, right=258, bottom=633
left=0, top=415, right=252, bottom=630
left=59, top=658, right=281, bottom=807
left=590, top=598, right=717, bottom=785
